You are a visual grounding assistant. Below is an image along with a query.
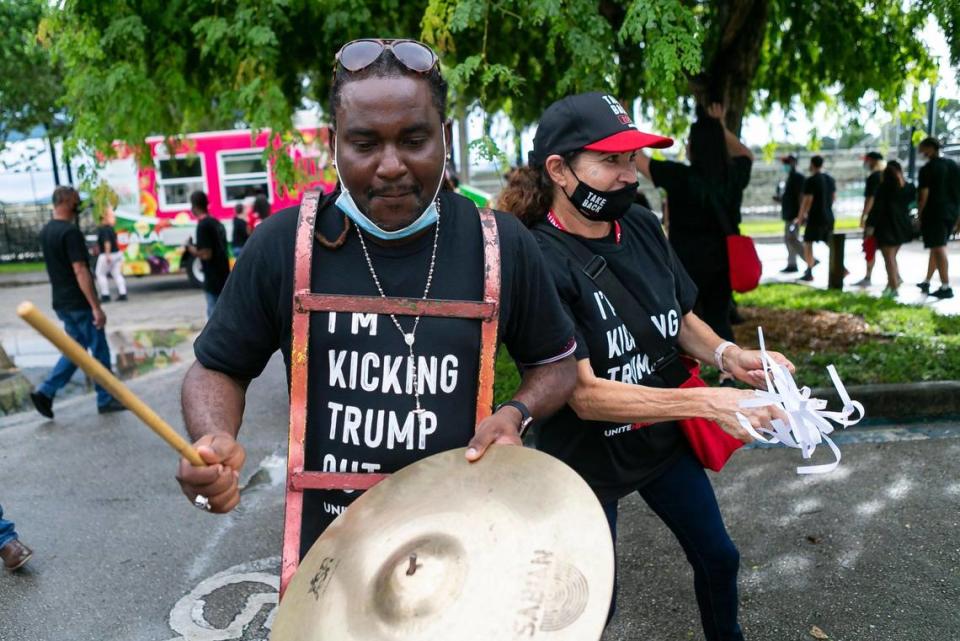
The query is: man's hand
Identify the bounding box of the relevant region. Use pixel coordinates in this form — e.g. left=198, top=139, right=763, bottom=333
left=465, top=409, right=523, bottom=462
left=723, top=347, right=795, bottom=390
left=707, top=387, right=789, bottom=443
left=93, top=307, right=106, bottom=329
left=176, top=432, right=247, bottom=513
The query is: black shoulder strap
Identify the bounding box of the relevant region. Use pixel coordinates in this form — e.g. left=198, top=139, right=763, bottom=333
left=537, top=224, right=691, bottom=387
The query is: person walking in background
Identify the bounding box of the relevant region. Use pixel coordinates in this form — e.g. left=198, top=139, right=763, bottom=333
left=871, top=161, right=916, bottom=298
left=94, top=206, right=128, bottom=302
left=184, top=191, right=230, bottom=319
left=796, top=155, right=836, bottom=282
left=30, top=186, right=126, bottom=418
left=853, top=151, right=884, bottom=287
left=252, top=192, right=271, bottom=227
left=0, top=502, right=32, bottom=572
left=636, top=102, right=753, bottom=361
left=916, top=137, right=959, bottom=299
left=773, top=154, right=805, bottom=273
left=231, top=203, right=249, bottom=258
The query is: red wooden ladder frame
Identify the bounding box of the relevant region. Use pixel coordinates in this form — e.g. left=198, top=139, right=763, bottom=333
left=280, top=191, right=502, bottom=596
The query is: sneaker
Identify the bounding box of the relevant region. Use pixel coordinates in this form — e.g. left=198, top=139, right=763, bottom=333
left=918, top=281, right=930, bottom=294
left=852, top=277, right=871, bottom=287
left=931, top=286, right=954, bottom=300
left=97, top=399, right=128, bottom=414
left=0, top=539, right=32, bottom=572
left=780, top=265, right=799, bottom=273
left=118, top=294, right=128, bottom=301
left=799, top=269, right=814, bottom=282
left=29, top=391, right=53, bottom=418
left=100, top=295, right=111, bottom=303
left=882, top=287, right=898, bottom=299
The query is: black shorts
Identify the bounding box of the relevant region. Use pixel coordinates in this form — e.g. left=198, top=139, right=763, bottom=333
left=921, top=216, right=955, bottom=248
left=803, top=223, right=833, bottom=243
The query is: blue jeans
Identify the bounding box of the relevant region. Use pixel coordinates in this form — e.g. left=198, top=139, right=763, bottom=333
left=204, top=291, right=219, bottom=319
left=0, top=502, right=18, bottom=549
left=37, top=309, right=115, bottom=408
left=603, top=452, right=743, bottom=641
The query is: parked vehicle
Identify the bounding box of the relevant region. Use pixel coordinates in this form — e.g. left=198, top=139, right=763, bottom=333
left=101, top=128, right=336, bottom=286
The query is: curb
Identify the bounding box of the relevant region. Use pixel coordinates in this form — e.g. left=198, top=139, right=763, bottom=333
left=811, top=380, right=960, bottom=422
left=752, top=230, right=865, bottom=245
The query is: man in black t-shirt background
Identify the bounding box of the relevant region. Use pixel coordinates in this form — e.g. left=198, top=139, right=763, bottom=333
left=773, top=154, right=805, bottom=273
left=231, top=203, right=249, bottom=257
left=185, top=191, right=230, bottom=318
left=636, top=102, right=753, bottom=349
left=796, top=155, right=836, bottom=281
left=916, top=137, right=958, bottom=299
left=29, top=186, right=126, bottom=418
left=853, top=151, right=884, bottom=287
left=174, top=39, right=577, bottom=556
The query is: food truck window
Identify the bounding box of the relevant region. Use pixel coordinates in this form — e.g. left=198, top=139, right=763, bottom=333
left=156, top=156, right=205, bottom=209
left=219, top=150, right=271, bottom=205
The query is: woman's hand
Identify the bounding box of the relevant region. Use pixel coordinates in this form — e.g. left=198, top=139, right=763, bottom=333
left=707, top=387, right=789, bottom=443
left=706, top=102, right=727, bottom=122
left=723, top=347, right=795, bottom=390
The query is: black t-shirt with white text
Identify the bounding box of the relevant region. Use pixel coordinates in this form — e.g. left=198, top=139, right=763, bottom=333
left=803, top=172, right=836, bottom=227
left=195, top=215, right=230, bottom=295
left=193, top=191, right=575, bottom=555
left=531, top=207, right=697, bottom=502
left=40, top=219, right=92, bottom=312
left=918, top=156, right=960, bottom=223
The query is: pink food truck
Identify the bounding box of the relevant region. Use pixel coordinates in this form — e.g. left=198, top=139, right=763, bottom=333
left=101, top=127, right=336, bottom=285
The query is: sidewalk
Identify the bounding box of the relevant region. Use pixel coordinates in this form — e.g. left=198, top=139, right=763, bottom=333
left=755, top=236, right=960, bottom=315
left=0, top=269, right=48, bottom=288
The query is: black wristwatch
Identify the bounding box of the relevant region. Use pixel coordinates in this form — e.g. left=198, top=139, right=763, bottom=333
left=495, top=400, right=534, bottom=437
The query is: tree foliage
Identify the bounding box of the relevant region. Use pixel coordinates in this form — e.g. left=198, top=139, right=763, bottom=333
left=0, top=0, right=64, bottom=148
left=38, top=0, right=960, bottom=165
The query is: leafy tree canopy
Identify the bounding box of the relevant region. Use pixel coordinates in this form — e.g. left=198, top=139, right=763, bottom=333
left=39, top=0, right=960, bottom=162
left=0, top=0, right=64, bottom=149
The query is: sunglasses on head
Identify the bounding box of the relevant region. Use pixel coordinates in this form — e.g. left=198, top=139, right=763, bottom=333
left=335, top=39, right=439, bottom=74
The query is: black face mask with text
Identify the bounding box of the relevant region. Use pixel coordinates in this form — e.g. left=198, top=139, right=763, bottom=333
left=564, top=167, right=639, bottom=222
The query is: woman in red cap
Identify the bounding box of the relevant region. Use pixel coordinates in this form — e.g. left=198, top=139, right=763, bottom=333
left=499, top=92, right=793, bottom=641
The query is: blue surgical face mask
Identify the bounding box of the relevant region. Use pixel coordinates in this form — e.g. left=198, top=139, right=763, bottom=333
left=333, top=126, right=446, bottom=241
left=781, top=163, right=791, bottom=174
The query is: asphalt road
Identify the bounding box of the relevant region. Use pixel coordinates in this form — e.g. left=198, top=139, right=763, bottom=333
left=1, top=270, right=958, bottom=641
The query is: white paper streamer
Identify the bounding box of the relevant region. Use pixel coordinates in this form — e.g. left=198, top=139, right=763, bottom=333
left=735, top=327, right=865, bottom=474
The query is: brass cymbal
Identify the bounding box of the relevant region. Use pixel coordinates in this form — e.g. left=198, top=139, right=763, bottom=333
left=271, top=446, right=614, bottom=641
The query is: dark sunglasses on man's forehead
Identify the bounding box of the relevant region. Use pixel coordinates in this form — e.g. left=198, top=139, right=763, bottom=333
left=335, top=39, right=438, bottom=73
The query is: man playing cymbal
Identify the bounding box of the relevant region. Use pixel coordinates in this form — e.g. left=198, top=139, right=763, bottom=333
left=175, top=38, right=577, bottom=557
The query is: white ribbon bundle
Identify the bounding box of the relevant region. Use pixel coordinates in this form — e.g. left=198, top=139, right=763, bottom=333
left=735, top=327, right=865, bottom=474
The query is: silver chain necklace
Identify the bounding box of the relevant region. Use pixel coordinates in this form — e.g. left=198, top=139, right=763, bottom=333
left=355, top=198, right=441, bottom=414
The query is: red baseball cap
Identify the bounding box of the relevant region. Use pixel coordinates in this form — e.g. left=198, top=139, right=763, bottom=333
left=530, top=92, right=673, bottom=166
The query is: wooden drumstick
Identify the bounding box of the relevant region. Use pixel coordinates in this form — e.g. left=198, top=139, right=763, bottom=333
left=16, top=301, right=206, bottom=467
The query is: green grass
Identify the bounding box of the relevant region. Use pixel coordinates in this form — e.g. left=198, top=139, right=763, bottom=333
left=494, top=283, right=959, bottom=403
left=735, top=284, right=960, bottom=387
left=0, top=261, right=45, bottom=274
left=739, top=216, right=861, bottom=237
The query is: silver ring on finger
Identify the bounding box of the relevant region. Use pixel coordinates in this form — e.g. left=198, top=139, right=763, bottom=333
left=193, top=494, right=212, bottom=511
